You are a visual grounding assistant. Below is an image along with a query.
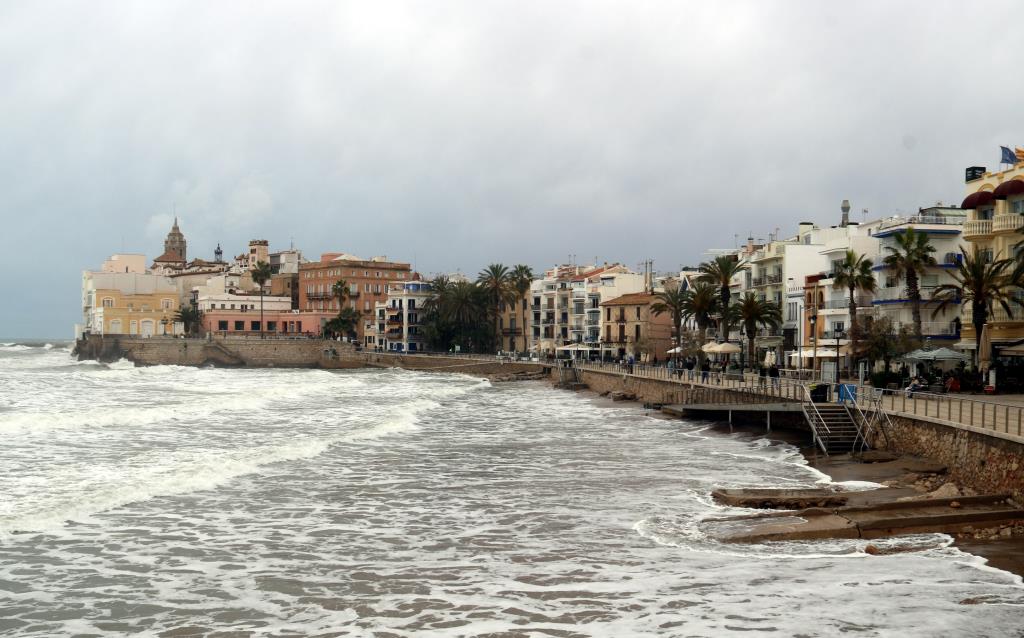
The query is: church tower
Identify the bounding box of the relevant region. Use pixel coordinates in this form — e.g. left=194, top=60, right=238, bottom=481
left=164, top=217, right=187, bottom=262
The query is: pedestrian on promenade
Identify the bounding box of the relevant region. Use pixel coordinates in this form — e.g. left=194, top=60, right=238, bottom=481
left=686, top=357, right=695, bottom=381
left=700, top=359, right=710, bottom=383
left=770, top=363, right=780, bottom=389
left=758, top=364, right=767, bottom=388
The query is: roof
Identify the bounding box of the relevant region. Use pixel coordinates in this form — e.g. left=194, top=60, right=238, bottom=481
left=152, top=251, right=185, bottom=264
left=601, top=292, right=656, bottom=306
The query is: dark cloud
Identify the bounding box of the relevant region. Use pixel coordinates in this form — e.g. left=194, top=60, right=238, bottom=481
left=0, top=1, right=1017, bottom=336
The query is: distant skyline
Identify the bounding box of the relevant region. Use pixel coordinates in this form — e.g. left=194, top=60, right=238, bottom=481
left=1, top=1, right=1020, bottom=337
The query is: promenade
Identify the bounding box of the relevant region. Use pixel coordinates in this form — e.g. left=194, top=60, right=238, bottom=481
left=573, top=360, right=1024, bottom=443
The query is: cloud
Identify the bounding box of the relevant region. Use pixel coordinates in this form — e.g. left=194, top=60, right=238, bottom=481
left=0, top=0, right=1020, bottom=336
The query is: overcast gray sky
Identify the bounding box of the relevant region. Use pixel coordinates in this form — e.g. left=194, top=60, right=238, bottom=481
left=0, top=1, right=1018, bottom=337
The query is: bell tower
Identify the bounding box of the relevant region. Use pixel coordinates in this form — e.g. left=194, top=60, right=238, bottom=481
left=164, top=217, right=187, bottom=262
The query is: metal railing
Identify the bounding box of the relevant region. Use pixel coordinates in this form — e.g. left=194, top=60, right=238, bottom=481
left=801, top=385, right=831, bottom=454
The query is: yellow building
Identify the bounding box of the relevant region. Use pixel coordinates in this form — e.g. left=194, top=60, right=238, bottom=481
left=960, top=162, right=1024, bottom=353
left=81, top=261, right=182, bottom=337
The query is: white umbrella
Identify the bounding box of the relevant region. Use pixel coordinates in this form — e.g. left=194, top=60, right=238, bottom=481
left=667, top=346, right=685, bottom=354
left=712, top=342, right=741, bottom=354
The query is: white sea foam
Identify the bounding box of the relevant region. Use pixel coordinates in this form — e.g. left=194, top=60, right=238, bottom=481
left=1, top=349, right=1022, bottom=636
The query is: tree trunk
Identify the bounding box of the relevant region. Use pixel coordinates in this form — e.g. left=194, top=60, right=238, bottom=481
left=673, top=313, right=682, bottom=365
left=521, top=299, right=528, bottom=354
left=260, top=290, right=265, bottom=340
left=721, top=287, right=730, bottom=342
left=747, top=320, right=755, bottom=370
left=907, top=267, right=923, bottom=342
left=698, top=324, right=707, bottom=364
left=973, top=304, right=986, bottom=371
left=848, top=285, right=857, bottom=380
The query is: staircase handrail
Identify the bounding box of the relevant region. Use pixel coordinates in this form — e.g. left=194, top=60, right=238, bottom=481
left=801, top=383, right=831, bottom=454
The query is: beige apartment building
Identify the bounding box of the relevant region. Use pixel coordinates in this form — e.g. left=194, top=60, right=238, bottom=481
left=960, top=163, right=1024, bottom=355
left=599, top=292, right=673, bottom=362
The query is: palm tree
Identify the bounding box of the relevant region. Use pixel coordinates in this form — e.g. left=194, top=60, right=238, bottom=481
left=174, top=305, right=203, bottom=336
left=698, top=255, right=747, bottom=342
left=477, top=263, right=514, bottom=352
left=883, top=228, right=936, bottom=341
left=932, top=247, right=1020, bottom=368
left=651, top=281, right=688, bottom=363
left=832, top=250, right=877, bottom=378
left=251, top=261, right=272, bottom=339
left=735, top=292, right=782, bottom=369
left=511, top=264, right=534, bottom=353
left=326, top=307, right=362, bottom=341
left=331, top=278, right=350, bottom=311
left=448, top=280, right=487, bottom=350
left=681, top=282, right=720, bottom=363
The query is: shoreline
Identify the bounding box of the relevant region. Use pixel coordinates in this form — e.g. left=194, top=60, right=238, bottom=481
left=568, top=383, right=1024, bottom=579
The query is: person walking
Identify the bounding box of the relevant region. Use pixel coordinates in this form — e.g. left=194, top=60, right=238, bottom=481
left=700, top=359, right=710, bottom=383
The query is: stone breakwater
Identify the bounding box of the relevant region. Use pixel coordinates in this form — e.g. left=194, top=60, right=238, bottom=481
left=72, top=336, right=551, bottom=379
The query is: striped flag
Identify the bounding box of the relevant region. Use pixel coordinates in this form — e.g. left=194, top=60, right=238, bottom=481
left=1016, top=147, right=1024, bottom=163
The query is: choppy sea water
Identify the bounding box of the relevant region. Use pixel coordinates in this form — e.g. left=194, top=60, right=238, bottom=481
left=0, top=342, right=1021, bottom=637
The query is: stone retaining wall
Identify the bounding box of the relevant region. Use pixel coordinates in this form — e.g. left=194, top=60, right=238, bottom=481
left=362, top=352, right=549, bottom=378
left=868, top=416, right=1024, bottom=502
left=74, top=335, right=362, bottom=369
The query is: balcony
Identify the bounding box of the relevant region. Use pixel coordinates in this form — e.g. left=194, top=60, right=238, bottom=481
left=890, top=321, right=960, bottom=337
left=876, top=213, right=966, bottom=231
left=766, top=273, right=783, bottom=285
left=872, top=286, right=944, bottom=303
left=307, top=291, right=333, bottom=300
left=818, top=297, right=873, bottom=310
left=993, top=214, right=1024, bottom=234
left=501, top=327, right=523, bottom=336
left=962, top=220, right=993, bottom=240
left=751, top=277, right=765, bottom=287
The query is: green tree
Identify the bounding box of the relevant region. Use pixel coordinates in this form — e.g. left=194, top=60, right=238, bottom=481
left=251, top=261, right=273, bottom=339
left=681, top=282, right=720, bottom=363
left=477, top=264, right=515, bottom=352
left=510, top=264, right=534, bottom=353
left=698, top=255, right=746, bottom=342
left=651, top=281, right=688, bottom=363
left=331, top=278, right=350, bottom=311
left=932, top=247, right=1020, bottom=368
left=832, top=250, right=878, bottom=378
left=174, top=305, right=203, bottom=337
left=734, top=292, right=782, bottom=370
left=883, top=228, right=936, bottom=341
left=326, top=307, right=362, bottom=341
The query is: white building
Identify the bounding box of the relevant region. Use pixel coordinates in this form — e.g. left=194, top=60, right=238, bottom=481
left=869, top=207, right=966, bottom=343
left=370, top=279, right=434, bottom=352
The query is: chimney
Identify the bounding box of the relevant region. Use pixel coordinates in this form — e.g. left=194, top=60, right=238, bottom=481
left=841, top=199, right=851, bottom=227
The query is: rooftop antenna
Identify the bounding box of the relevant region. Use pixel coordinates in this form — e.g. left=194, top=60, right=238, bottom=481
left=862, top=208, right=869, bottom=222
left=734, top=233, right=739, bottom=248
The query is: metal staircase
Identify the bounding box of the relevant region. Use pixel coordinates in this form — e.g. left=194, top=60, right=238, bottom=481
left=801, top=386, right=863, bottom=455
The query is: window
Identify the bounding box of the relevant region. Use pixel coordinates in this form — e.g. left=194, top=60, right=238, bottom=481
left=101, top=297, right=114, bottom=308
left=981, top=248, right=994, bottom=263
left=409, top=299, right=416, bottom=310
left=218, top=320, right=228, bottom=331
left=234, top=321, right=244, bottom=331
left=978, top=207, right=994, bottom=220
left=251, top=321, right=260, bottom=331
left=635, top=307, right=641, bottom=320
left=364, top=283, right=371, bottom=292
left=634, top=325, right=641, bottom=341
left=267, top=321, right=277, bottom=331
left=1013, top=199, right=1024, bottom=215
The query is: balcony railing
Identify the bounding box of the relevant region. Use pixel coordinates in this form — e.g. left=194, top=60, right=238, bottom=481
left=889, top=321, right=959, bottom=336
left=766, top=273, right=783, bottom=284
left=307, top=291, right=333, bottom=300
left=816, top=297, right=873, bottom=310
left=963, top=220, right=993, bottom=238
left=872, top=286, right=941, bottom=302
left=876, top=213, right=966, bottom=231
left=993, top=214, right=1024, bottom=234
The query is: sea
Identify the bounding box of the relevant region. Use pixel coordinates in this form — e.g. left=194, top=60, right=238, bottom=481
left=0, top=341, right=1022, bottom=637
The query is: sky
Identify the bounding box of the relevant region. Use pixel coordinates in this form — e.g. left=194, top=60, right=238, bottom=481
left=0, top=1, right=1020, bottom=338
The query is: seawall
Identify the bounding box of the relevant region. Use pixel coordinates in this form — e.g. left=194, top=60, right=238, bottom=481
left=74, top=335, right=363, bottom=369
left=568, top=365, right=1024, bottom=501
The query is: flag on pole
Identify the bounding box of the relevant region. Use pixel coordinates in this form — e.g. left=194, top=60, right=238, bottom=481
left=1016, top=147, right=1024, bottom=163
left=1001, top=146, right=1017, bottom=164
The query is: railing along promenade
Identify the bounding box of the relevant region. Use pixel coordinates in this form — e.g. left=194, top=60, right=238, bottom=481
left=573, top=360, right=1024, bottom=441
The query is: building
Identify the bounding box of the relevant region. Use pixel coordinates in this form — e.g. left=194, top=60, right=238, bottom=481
left=959, top=162, right=1024, bottom=357
left=532, top=263, right=648, bottom=357
left=298, top=253, right=412, bottom=338
left=80, top=255, right=182, bottom=338
left=198, top=292, right=297, bottom=336
left=369, top=278, right=433, bottom=351
left=599, top=292, right=673, bottom=362
left=870, top=207, right=965, bottom=342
